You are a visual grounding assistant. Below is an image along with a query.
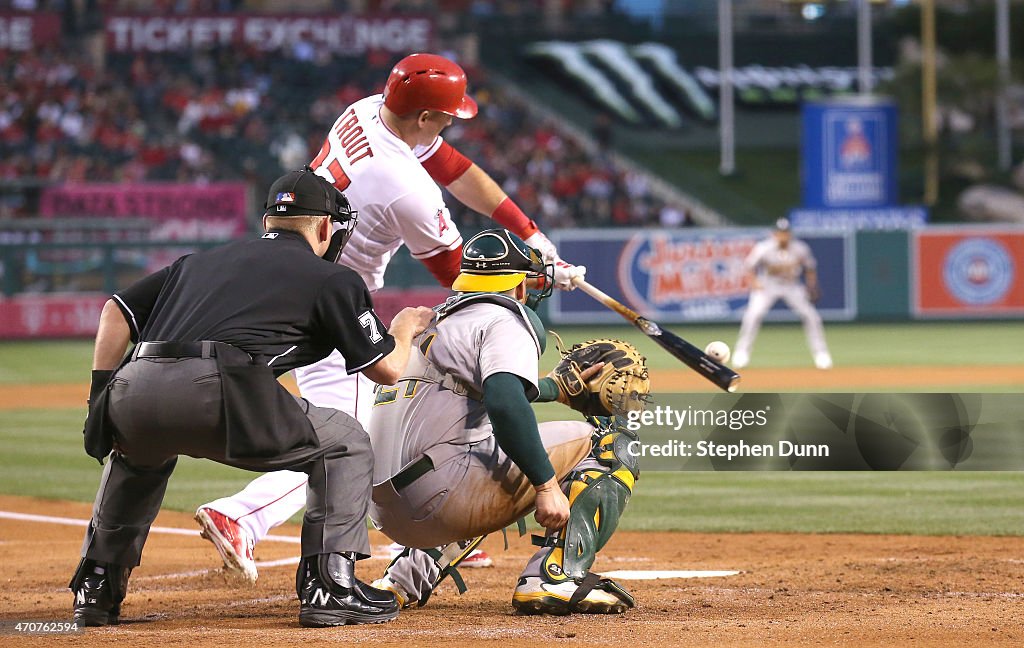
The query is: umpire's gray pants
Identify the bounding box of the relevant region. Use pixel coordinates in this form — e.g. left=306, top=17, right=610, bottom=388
left=81, top=356, right=373, bottom=566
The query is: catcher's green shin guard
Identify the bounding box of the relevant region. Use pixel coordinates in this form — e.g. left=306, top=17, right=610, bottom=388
left=538, top=417, right=640, bottom=582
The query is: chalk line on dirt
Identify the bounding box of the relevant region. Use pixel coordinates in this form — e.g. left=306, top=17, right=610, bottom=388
left=135, top=557, right=302, bottom=582
left=3, top=510, right=742, bottom=582
left=0, top=509, right=300, bottom=543
left=603, top=569, right=740, bottom=580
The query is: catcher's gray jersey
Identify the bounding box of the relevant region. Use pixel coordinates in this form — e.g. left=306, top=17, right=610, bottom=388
left=745, top=238, right=816, bottom=285
left=369, top=300, right=540, bottom=486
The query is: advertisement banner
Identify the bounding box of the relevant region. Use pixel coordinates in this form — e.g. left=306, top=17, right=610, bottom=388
left=550, top=229, right=854, bottom=324
left=802, top=99, right=899, bottom=209
left=0, top=294, right=106, bottom=339
left=39, top=183, right=249, bottom=240
left=913, top=228, right=1024, bottom=317
left=0, top=12, right=61, bottom=51
left=105, top=14, right=432, bottom=54
left=790, top=206, right=928, bottom=231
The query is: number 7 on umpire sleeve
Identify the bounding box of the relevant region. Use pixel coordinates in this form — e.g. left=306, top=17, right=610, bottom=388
left=359, top=311, right=383, bottom=343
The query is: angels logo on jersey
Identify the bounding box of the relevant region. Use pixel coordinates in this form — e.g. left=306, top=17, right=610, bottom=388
left=437, top=209, right=449, bottom=237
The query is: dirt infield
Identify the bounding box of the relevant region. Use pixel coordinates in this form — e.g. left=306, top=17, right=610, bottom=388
left=0, top=495, right=1021, bottom=647
left=4, top=363, right=1024, bottom=410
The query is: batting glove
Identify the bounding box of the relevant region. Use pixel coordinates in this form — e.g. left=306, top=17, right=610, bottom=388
left=525, top=231, right=586, bottom=291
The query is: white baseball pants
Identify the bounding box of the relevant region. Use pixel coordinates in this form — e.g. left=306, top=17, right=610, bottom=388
left=734, top=283, right=830, bottom=362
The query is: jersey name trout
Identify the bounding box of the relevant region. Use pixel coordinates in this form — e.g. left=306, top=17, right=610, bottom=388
left=333, top=109, right=374, bottom=165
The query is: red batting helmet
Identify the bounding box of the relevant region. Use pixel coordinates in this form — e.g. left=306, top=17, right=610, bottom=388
left=383, top=53, right=478, bottom=119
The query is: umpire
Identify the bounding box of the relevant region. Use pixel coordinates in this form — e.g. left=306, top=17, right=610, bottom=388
left=70, top=169, right=433, bottom=628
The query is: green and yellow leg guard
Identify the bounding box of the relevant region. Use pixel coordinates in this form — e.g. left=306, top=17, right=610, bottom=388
left=537, top=416, right=640, bottom=583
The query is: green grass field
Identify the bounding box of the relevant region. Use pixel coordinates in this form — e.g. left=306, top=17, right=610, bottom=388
left=3, top=321, right=1023, bottom=384
left=1, top=321, right=1022, bottom=536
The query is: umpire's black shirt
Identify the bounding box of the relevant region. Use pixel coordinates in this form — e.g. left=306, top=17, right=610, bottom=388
left=112, top=229, right=394, bottom=376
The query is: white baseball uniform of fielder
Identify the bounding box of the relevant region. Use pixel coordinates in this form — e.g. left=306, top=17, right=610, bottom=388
left=201, top=95, right=462, bottom=538
left=368, top=298, right=595, bottom=601
left=733, top=234, right=832, bottom=369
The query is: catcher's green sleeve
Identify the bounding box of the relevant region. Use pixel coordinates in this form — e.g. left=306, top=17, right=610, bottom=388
left=483, top=372, right=556, bottom=486
left=534, top=377, right=560, bottom=403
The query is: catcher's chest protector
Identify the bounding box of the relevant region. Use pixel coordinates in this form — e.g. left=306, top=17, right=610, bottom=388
left=435, top=293, right=546, bottom=354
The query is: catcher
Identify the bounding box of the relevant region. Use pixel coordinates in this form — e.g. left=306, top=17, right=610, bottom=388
left=367, top=228, right=649, bottom=615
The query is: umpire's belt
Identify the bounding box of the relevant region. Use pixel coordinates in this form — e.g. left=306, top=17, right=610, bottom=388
left=391, top=455, right=434, bottom=491
left=131, top=341, right=251, bottom=362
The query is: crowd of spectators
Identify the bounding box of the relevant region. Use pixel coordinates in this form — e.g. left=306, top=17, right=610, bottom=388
left=0, top=33, right=686, bottom=228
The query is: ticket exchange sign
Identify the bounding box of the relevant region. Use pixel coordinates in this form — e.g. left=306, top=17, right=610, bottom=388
left=105, top=14, right=432, bottom=54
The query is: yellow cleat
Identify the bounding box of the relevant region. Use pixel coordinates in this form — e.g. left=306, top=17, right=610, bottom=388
left=511, top=575, right=634, bottom=615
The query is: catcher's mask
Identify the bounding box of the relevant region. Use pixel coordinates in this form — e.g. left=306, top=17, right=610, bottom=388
left=264, top=167, right=359, bottom=263
left=452, top=229, right=553, bottom=305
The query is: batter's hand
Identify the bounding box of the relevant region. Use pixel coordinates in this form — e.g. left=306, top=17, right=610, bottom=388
left=552, top=260, right=586, bottom=291
left=525, top=231, right=586, bottom=291
left=533, top=478, right=570, bottom=532
left=390, top=306, right=435, bottom=339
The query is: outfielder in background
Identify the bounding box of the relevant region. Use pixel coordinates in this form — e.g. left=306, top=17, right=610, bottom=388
left=732, top=218, right=833, bottom=370
left=369, top=229, right=647, bottom=615
left=194, top=53, right=586, bottom=583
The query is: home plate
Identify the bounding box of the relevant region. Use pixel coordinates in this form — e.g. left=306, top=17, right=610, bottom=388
left=602, top=570, right=740, bottom=580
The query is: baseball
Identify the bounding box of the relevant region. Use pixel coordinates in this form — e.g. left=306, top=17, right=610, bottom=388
left=705, top=341, right=731, bottom=364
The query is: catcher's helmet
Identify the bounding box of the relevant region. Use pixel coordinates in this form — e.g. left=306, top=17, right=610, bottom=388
left=453, top=229, right=550, bottom=296
left=264, top=167, right=359, bottom=263
left=383, top=53, right=478, bottom=119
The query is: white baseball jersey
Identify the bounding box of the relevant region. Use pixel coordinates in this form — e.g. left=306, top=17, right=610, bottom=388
left=298, top=94, right=464, bottom=420
left=311, top=94, right=462, bottom=291
left=744, top=238, right=816, bottom=285
left=369, top=300, right=541, bottom=486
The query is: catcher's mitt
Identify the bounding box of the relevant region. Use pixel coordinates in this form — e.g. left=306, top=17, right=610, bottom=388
left=548, top=336, right=651, bottom=417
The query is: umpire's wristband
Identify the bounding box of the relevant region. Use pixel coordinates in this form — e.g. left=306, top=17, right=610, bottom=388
left=89, top=370, right=114, bottom=404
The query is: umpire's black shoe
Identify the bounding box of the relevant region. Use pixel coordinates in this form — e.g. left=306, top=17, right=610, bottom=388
left=297, top=553, right=399, bottom=627
left=69, top=558, right=132, bottom=626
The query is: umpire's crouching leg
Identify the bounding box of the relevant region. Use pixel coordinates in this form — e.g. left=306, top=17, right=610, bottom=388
left=288, top=400, right=374, bottom=559
left=219, top=397, right=374, bottom=559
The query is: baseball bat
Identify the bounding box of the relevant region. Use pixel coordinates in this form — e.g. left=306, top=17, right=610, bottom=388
left=572, top=279, right=740, bottom=393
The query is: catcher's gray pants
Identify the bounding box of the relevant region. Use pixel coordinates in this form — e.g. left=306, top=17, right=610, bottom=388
left=81, top=356, right=373, bottom=566
left=370, top=421, right=593, bottom=601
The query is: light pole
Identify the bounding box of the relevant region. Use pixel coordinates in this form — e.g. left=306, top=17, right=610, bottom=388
left=718, top=0, right=735, bottom=176
left=921, top=0, right=938, bottom=205
left=857, top=0, right=873, bottom=94
left=996, top=0, right=1012, bottom=171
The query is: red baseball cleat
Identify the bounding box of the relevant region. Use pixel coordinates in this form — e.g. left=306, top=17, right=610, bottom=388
left=460, top=549, right=494, bottom=568
left=195, top=507, right=258, bottom=584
